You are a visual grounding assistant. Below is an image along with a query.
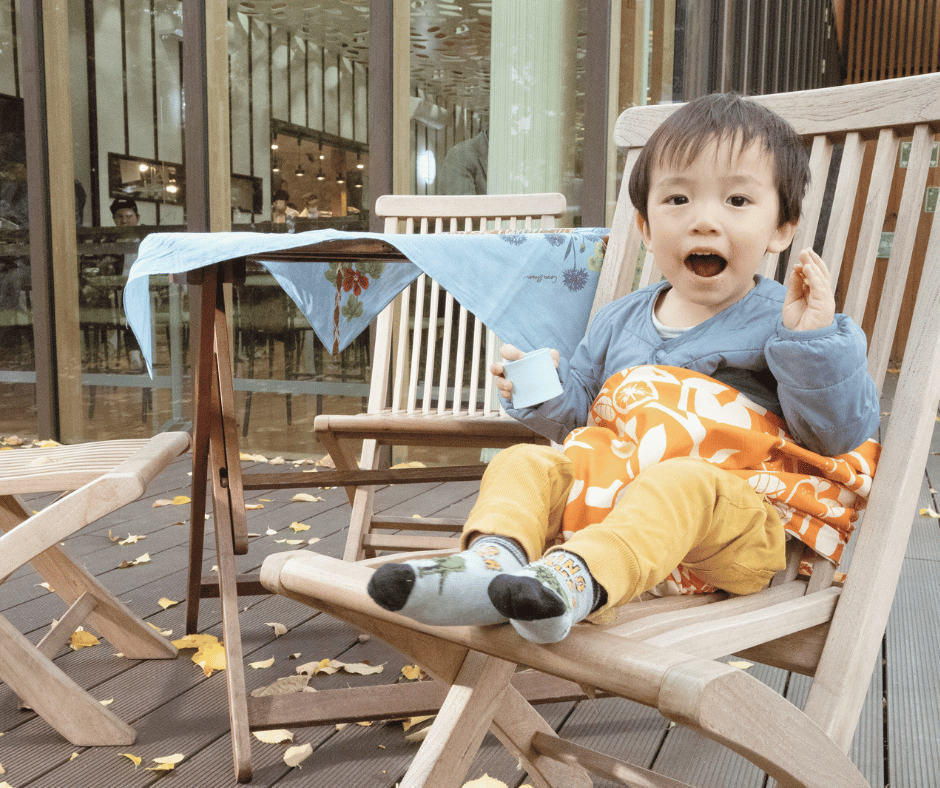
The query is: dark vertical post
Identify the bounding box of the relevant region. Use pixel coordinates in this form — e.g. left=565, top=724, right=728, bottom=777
left=182, top=0, right=210, bottom=232
left=582, top=0, right=611, bottom=228
left=368, top=0, right=393, bottom=232
left=19, top=0, right=57, bottom=439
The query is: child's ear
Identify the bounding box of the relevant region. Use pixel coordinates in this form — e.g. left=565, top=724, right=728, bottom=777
left=636, top=212, right=654, bottom=251
left=768, top=219, right=798, bottom=254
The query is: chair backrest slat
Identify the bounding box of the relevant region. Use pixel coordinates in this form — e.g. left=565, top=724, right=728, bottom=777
left=867, top=122, right=935, bottom=390
left=821, top=131, right=865, bottom=284
left=374, top=193, right=567, bottom=422
left=840, top=128, right=900, bottom=326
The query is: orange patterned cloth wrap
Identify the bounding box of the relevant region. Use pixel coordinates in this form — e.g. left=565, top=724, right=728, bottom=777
left=561, top=365, right=880, bottom=595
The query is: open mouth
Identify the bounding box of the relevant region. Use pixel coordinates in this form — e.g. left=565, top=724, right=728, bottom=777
left=685, top=253, right=727, bottom=278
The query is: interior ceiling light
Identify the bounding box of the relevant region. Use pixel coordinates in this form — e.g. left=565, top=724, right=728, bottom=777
left=336, top=172, right=345, bottom=184
left=316, top=168, right=326, bottom=181
left=295, top=163, right=305, bottom=176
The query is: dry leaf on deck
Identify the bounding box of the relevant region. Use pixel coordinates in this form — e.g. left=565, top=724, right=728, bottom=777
left=307, top=537, right=321, bottom=545
left=249, top=657, right=276, bottom=670
left=193, top=642, right=227, bottom=676
left=296, top=658, right=341, bottom=675
left=121, top=753, right=142, bottom=767
left=269, top=457, right=285, bottom=465
left=727, top=660, right=753, bottom=670
left=391, top=461, right=427, bottom=469
left=266, top=527, right=278, bottom=535
left=250, top=674, right=312, bottom=697
left=36, top=582, right=54, bottom=593
left=240, top=453, right=268, bottom=463
left=920, top=507, right=940, bottom=519
left=146, top=753, right=185, bottom=771
left=284, top=743, right=313, bottom=768
left=70, top=629, right=100, bottom=650
left=253, top=729, right=294, bottom=744
left=266, top=622, right=288, bottom=637
left=343, top=662, right=384, bottom=675
left=118, top=534, right=145, bottom=545
left=152, top=499, right=173, bottom=507
left=316, top=454, right=336, bottom=468
left=118, top=553, right=151, bottom=568
left=158, top=597, right=179, bottom=610
left=289, top=522, right=311, bottom=532
left=291, top=493, right=323, bottom=503
left=245, top=503, right=264, bottom=510
left=172, top=633, right=219, bottom=650
left=99, top=698, right=114, bottom=706
left=400, top=665, right=425, bottom=681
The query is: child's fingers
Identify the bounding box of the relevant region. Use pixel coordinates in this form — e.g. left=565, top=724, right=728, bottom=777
left=499, top=343, right=524, bottom=362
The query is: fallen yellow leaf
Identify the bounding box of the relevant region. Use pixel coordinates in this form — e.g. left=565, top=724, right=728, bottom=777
left=291, top=493, right=323, bottom=502
left=289, top=522, right=311, bottom=532
left=36, top=582, right=54, bottom=593
left=253, top=729, right=294, bottom=744
left=121, top=753, right=142, bottom=767
left=158, top=597, right=179, bottom=610
left=269, top=457, right=285, bottom=465
left=152, top=499, right=173, bottom=507
left=70, top=629, right=100, bottom=650
left=284, top=743, right=313, bottom=768
left=920, top=507, right=940, bottom=519
left=152, top=754, right=185, bottom=766
left=172, top=633, right=219, bottom=650
left=194, top=642, right=227, bottom=676
left=727, top=660, right=753, bottom=670
left=118, top=534, right=145, bottom=545
left=266, top=622, right=288, bottom=637
left=99, top=698, right=114, bottom=706
left=343, top=662, right=384, bottom=676
left=249, top=657, right=276, bottom=670
left=266, top=527, right=278, bottom=535
left=401, top=664, right=426, bottom=681
left=307, top=537, right=321, bottom=545
left=70, top=752, right=79, bottom=760
left=245, top=503, right=264, bottom=510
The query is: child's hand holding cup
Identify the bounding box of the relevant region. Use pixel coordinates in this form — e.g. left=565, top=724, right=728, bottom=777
left=491, top=344, right=562, bottom=408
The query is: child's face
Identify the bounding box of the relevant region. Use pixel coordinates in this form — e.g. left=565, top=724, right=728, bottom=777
left=637, top=137, right=797, bottom=325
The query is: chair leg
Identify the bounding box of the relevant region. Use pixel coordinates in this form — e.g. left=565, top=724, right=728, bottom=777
left=399, top=652, right=517, bottom=788
left=0, top=495, right=177, bottom=660
left=0, top=612, right=136, bottom=745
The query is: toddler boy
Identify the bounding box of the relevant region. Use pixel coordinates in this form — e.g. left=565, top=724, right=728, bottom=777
left=367, top=93, right=880, bottom=643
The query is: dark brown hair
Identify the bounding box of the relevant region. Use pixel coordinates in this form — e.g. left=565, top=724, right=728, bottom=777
left=628, top=93, right=809, bottom=227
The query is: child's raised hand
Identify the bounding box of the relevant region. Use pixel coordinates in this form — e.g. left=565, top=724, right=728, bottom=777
left=490, top=344, right=560, bottom=401
left=782, top=248, right=835, bottom=331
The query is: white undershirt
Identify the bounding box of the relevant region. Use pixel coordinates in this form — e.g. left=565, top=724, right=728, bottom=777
left=651, top=305, right=693, bottom=340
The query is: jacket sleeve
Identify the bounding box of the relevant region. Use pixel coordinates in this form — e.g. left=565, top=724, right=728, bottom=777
left=765, top=313, right=880, bottom=455
left=503, top=304, right=617, bottom=443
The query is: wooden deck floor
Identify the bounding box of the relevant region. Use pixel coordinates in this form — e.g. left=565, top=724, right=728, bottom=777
left=2, top=386, right=940, bottom=787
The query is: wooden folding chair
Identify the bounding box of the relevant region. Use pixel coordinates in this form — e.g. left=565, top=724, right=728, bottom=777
left=315, top=193, right=565, bottom=561
left=0, top=432, right=190, bottom=745
left=261, top=73, right=940, bottom=787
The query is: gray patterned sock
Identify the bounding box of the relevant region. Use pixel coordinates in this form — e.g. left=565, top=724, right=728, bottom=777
left=366, top=536, right=527, bottom=626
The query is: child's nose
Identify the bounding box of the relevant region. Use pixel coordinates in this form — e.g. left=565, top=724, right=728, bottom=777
left=689, top=206, right=719, bottom=234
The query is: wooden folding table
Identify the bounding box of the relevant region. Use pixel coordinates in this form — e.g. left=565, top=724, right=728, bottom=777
left=181, top=239, right=589, bottom=781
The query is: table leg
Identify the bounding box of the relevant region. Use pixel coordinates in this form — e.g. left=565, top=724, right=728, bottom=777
left=208, top=363, right=253, bottom=782
left=185, top=272, right=217, bottom=635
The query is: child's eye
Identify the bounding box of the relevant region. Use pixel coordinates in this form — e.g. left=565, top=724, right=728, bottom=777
left=665, top=195, right=688, bottom=206
left=728, top=195, right=750, bottom=207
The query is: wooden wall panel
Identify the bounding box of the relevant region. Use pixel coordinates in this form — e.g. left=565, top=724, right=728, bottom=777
left=845, top=0, right=940, bottom=83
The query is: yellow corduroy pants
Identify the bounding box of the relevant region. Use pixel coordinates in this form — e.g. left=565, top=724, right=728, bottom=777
left=462, top=444, right=786, bottom=611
